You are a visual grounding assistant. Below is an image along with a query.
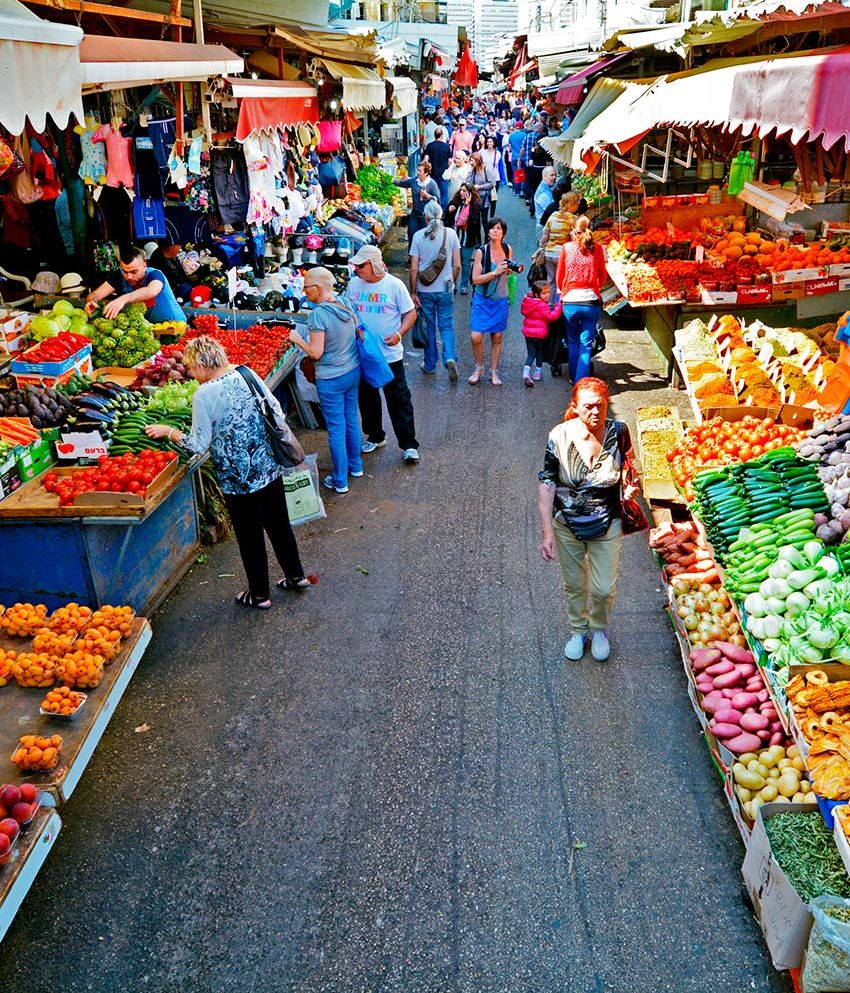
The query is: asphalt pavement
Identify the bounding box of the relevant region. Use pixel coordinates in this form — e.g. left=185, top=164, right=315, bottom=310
left=0, top=190, right=791, bottom=993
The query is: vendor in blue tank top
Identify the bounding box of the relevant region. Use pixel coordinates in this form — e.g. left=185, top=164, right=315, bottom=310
left=85, top=243, right=185, bottom=323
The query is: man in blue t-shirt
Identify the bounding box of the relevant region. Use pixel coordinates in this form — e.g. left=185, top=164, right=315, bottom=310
left=507, top=122, right=527, bottom=194
left=85, top=244, right=185, bottom=323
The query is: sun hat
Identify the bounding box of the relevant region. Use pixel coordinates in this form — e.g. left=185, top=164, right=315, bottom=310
left=32, top=271, right=60, bottom=294
left=58, top=272, right=86, bottom=295
left=348, top=245, right=386, bottom=273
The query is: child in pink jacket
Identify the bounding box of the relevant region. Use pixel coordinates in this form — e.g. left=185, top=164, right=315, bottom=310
left=520, top=280, right=562, bottom=387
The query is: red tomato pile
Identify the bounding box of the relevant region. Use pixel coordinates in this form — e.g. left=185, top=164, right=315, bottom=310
left=184, top=318, right=291, bottom=378
left=43, top=450, right=178, bottom=506
left=667, top=416, right=806, bottom=500
left=21, top=332, right=91, bottom=364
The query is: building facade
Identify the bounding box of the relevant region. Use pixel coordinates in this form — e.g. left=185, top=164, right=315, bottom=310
left=447, top=0, right=519, bottom=65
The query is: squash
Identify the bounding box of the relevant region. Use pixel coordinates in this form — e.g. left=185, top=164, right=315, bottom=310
left=732, top=218, right=747, bottom=233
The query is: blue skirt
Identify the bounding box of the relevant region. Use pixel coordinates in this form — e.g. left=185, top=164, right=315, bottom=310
left=470, top=293, right=509, bottom=334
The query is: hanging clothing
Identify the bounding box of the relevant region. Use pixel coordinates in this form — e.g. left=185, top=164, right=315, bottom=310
left=210, top=146, right=250, bottom=226
left=92, top=123, right=134, bottom=189
left=75, top=122, right=108, bottom=185
left=129, top=123, right=164, bottom=198
left=30, top=149, right=62, bottom=201
left=241, top=134, right=285, bottom=227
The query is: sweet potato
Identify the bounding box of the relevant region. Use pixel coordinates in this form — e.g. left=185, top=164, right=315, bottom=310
left=712, top=723, right=743, bottom=740
left=706, top=659, right=735, bottom=676
left=714, top=708, right=743, bottom=725
left=713, top=670, right=744, bottom=689
left=689, top=648, right=721, bottom=671
left=725, top=732, right=763, bottom=754
left=731, top=691, right=759, bottom=710
left=714, top=642, right=754, bottom=664
left=740, top=713, right=770, bottom=733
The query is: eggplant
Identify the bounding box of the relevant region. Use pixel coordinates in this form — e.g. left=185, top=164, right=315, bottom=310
left=73, top=394, right=112, bottom=411
left=74, top=409, right=116, bottom=425
left=89, top=382, right=123, bottom=400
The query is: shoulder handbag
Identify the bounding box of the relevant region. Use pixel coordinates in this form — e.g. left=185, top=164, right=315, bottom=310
left=592, top=326, right=607, bottom=356
left=455, top=203, right=470, bottom=230
left=615, top=422, right=648, bottom=535
left=340, top=299, right=394, bottom=389
left=236, top=365, right=306, bottom=468
left=417, top=228, right=449, bottom=287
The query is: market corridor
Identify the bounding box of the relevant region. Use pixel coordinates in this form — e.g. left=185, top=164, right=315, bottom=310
left=0, top=192, right=789, bottom=993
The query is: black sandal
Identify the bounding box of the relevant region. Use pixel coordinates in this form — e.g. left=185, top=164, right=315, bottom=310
left=235, top=591, right=272, bottom=609
left=276, top=576, right=311, bottom=592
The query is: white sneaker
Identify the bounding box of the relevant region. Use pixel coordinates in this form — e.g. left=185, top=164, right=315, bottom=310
left=564, top=634, right=585, bottom=660
left=350, top=470, right=364, bottom=478
left=533, top=367, right=542, bottom=382
left=322, top=475, right=349, bottom=494
left=361, top=439, right=387, bottom=454
left=591, top=631, right=610, bottom=661
left=402, top=448, right=420, bottom=464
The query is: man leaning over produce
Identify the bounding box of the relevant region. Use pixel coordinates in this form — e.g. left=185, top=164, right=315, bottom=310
left=85, top=244, right=185, bottom=324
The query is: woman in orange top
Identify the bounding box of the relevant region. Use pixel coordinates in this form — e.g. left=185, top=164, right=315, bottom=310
left=556, top=217, right=608, bottom=382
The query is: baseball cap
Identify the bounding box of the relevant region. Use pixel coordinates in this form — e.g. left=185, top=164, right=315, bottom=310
left=458, top=117, right=467, bottom=125
left=348, top=245, right=387, bottom=273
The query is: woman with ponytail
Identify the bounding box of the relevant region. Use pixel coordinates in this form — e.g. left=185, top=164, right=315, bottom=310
left=537, top=377, right=634, bottom=661
left=555, top=217, right=608, bottom=382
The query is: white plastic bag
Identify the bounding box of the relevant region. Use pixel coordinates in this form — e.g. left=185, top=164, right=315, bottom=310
left=281, top=453, right=325, bottom=527
left=803, top=895, right=850, bottom=993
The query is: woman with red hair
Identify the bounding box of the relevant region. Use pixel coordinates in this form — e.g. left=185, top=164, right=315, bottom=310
left=537, top=377, right=636, bottom=661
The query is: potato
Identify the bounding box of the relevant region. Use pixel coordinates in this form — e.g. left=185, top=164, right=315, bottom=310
left=788, top=745, right=800, bottom=759
left=778, top=773, right=799, bottom=797
left=767, top=768, right=780, bottom=780
left=760, top=750, right=779, bottom=769
left=773, top=795, right=791, bottom=803
left=747, top=761, right=769, bottom=778
left=778, top=758, right=792, bottom=771
left=735, top=785, right=753, bottom=803
left=792, top=792, right=807, bottom=803
left=750, top=796, right=765, bottom=817
left=759, top=784, right=778, bottom=802
left=738, top=752, right=760, bottom=766
left=737, top=769, right=767, bottom=791
left=792, top=756, right=806, bottom=773
left=800, top=780, right=812, bottom=795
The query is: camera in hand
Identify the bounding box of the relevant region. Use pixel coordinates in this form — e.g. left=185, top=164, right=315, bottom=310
left=506, top=261, right=525, bottom=273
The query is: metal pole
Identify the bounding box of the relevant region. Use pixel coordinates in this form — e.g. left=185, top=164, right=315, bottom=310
left=193, top=0, right=213, bottom=140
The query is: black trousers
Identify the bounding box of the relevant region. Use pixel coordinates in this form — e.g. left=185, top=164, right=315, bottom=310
left=358, top=359, right=419, bottom=451
left=224, top=476, right=304, bottom=601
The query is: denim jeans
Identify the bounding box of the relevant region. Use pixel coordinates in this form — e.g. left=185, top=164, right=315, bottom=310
left=419, top=290, right=457, bottom=371
left=459, top=245, right=477, bottom=291
left=438, top=178, right=449, bottom=211
left=316, top=366, right=364, bottom=489
left=563, top=302, right=601, bottom=383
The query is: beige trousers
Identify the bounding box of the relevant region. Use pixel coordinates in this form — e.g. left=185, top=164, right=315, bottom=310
left=553, top=517, right=622, bottom=635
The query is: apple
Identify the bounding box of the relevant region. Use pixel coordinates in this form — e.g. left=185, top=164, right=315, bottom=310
left=0, top=818, right=20, bottom=842
left=11, top=803, right=32, bottom=825
left=0, top=785, right=20, bottom=809
left=19, top=784, right=38, bottom=805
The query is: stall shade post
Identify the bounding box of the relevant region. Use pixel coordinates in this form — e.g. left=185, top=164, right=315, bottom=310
left=193, top=0, right=213, bottom=140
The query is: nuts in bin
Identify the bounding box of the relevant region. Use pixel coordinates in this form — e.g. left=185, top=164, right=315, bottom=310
left=56, top=650, right=104, bottom=689
left=12, top=734, right=62, bottom=772
left=0, top=603, right=48, bottom=637
left=10, top=653, right=56, bottom=688
left=40, top=686, right=85, bottom=716
left=0, top=649, right=16, bottom=687
left=48, top=603, right=92, bottom=634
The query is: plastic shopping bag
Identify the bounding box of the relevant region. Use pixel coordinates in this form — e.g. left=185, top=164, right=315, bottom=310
left=802, top=895, right=850, bottom=992
left=281, top=454, right=326, bottom=527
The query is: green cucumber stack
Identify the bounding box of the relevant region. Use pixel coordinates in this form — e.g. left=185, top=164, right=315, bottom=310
left=721, top=510, right=819, bottom=597
left=109, top=405, right=192, bottom=462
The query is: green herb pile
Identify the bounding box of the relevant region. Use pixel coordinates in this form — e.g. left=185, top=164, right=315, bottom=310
left=356, top=166, right=398, bottom=205
left=765, top=811, right=850, bottom=902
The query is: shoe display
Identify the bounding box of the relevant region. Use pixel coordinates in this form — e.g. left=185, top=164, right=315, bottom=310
left=591, top=631, right=610, bottom=661
left=564, top=634, right=585, bottom=661
left=322, top=475, right=349, bottom=494
left=402, top=448, right=420, bottom=463
left=361, top=440, right=387, bottom=454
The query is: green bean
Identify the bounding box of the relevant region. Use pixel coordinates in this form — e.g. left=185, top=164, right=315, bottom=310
left=765, top=811, right=850, bottom=903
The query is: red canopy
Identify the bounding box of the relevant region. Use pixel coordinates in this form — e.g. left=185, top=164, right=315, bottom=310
left=228, top=79, right=320, bottom=141
left=556, top=52, right=631, bottom=106
left=454, top=44, right=478, bottom=89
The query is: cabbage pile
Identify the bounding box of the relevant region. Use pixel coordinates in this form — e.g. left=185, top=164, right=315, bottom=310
left=30, top=299, right=96, bottom=342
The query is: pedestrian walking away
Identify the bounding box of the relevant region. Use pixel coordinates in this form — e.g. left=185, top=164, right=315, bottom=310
left=409, top=200, right=461, bottom=381
left=520, top=280, right=562, bottom=386
left=422, top=128, right=451, bottom=209
left=346, top=245, right=421, bottom=463
left=394, top=162, right=440, bottom=247
left=469, top=216, right=514, bottom=387
left=145, top=335, right=309, bottom=609
left=556, top=216, right=608, bottom=383
left=537, top=377, right=639, bottom=662
left=445, top=182, right=482, bottom=295
left=289, top=267, right=363, bottom=495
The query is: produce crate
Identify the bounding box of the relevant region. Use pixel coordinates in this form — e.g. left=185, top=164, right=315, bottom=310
left=742, top=801, right=821, bottom=970
left=0, top=454, right=21, bottom=502
left=11, top=343, right=92, bottom=379
left=91, top=367, right=138, bottom=388
left=15, top=436, right=55, bottom=483
left=784, top=663, right=850, bottom=763
left=0, top=310, right=31, bottom=354
left=723, top=767, right=752, bottom=843
left=834, top=805, right=850, bottom=876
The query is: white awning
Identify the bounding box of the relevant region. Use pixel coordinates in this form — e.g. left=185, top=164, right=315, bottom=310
left=387, top=75, right=417, bottom=117
left=80, top=35, right=243, bottom=92
left=227, top=78, right=316, bottom=100
left=320, top=59, right=385, bottom=111
left=0, top=0, right=83, bottom=134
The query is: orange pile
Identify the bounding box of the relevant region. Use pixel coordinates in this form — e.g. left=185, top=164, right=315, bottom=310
left=40, top=686, right=85, bottom=717
left=10, top=652, right=56, bottom=688
left=0, top=603, right=48, bottom=637
left=77, top=626, right=122, bottom=663
left=56, top=650, right=104, bottom=689
left=88, top=605, right=133, bottom=636
left=48, top=603, right=92, bottom=634
left=0, top=648, right=16, bottom=687
left=12, top=734, right=61, bottom=771
left=32, top=628, right=76, bottom=656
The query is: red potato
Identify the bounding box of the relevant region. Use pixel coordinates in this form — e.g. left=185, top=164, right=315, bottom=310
left=714, top=708, right=744, bottom=725
left=757, top=728, right=772, bottom=742
left=740, top=713, right=770, bottom=733
left=706, top=659, right=735, bottom=677
left=721, top=688, right=739, bottom=699
left=770, top=731, right=785, bottom=745
left=689, top=648, right=721, bottom=672
left=770, top=721, right=784, bottom=734
left=701, top=693, right=727, bottom=714
left=737, top=664, right=757, bottom=678
left=757, top=690, right=770, bottom=703
left=726, top=732, right=764, bottom=754
left=714, top=642, right=755, bottom=664
left=731, top=692, right=759, bottom=710
left=714, top=670, right=744, bottom=689
left=712, top=723, right=743, bottom=740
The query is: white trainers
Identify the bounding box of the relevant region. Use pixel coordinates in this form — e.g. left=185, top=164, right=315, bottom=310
left=591, top=631, right=610, bottom=661
left=350, top=470, right=364, bottom=478
left=564, top=634, right=585, bottom=660
left=402, top=448, right=420, bottom=463
left=322, top=475, right=349, bottom=494
left=533, top=366, right=542, bottom=382
left=361, top=439, right=387, bottom=454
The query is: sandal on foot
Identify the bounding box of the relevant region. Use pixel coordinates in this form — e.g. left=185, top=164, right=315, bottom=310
left=490, top=370, right=502, bottom=386
left=235, top=591, right=272, bottom=609
left=277, top=576, right=311, bottom=592
left=468, top=366, right=483, bottom=385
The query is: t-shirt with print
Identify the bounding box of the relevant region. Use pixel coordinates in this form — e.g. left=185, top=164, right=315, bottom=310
left=410, top=225, right=460, bottom=294
left=345, top=273, right=414, bottom=363
left=120, top=266, right=185, bottom=323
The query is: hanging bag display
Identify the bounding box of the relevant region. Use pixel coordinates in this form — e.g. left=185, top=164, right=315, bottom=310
left=236, top=365, right=306, bottom=468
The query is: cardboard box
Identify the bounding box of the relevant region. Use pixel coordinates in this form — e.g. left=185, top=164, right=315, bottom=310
left=772, top=283, right=806, bottom=302
left=724, top=769, right=752, bottom=843
left=772, top=267, right=829, bottom=285
left=829, top=263, right=850, bottom=278
left=11, top=342, right=92, bottom=378
left=0, top=310, right=32, bottom=353
left=742, top=802, right=819, bottom=969
left=839, top=278, right=850, bottom=293
left=0, top=453, right=21, bottom=502
left=834, top=805, right=850, bottom=877
left=698, top=404, right=815, bottom=429
left=805, top=277, right=840, bottom=297
left=737, top=285, right=773, bottom=304
left=55, top=431, right=109, bottom=462
left=15, top=436, right=55, bottom=483
left=701, top=289, right=738, bottom=305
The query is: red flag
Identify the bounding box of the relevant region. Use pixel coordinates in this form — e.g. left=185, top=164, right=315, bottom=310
left=453, top=43, right=478, bottom=89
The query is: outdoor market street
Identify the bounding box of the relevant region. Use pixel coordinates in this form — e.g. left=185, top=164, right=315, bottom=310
left=0, top=192, right=791, bottom=992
